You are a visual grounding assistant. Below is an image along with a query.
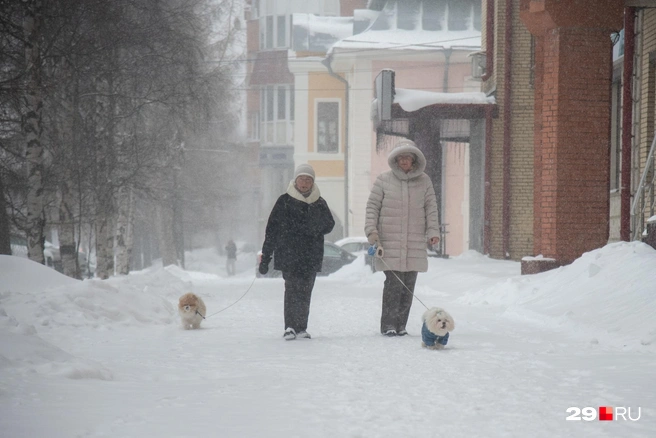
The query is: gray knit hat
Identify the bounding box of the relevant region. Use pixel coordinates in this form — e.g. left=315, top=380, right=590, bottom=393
left=294, top=163, right=315, bottom=180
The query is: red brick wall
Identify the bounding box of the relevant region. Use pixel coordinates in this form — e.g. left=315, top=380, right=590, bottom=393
left=538, top=27, right=612, bottom=262
left=533, top=35, right=544, bottom=255
left=247, top=19, right=259, bottom=54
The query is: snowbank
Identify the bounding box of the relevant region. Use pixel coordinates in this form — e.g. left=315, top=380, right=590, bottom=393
left=458, top=242, right=656, bottom=348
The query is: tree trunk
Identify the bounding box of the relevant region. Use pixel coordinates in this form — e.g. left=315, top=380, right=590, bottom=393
left=23, top=0, right=45, bottom=264
left=173, top=169, right=185, bottom=269
left=115, top=186, right=135, bottom=275
left=59, top=177, right=79, bottom=278
left=95, top=207, right=115, bottom=279
left=92, top=45, right=118, bottom=279
left=58, top=70, right=80, bottom=279
left=0, top=173, right=11, bottom=255
left=157, top=198, right=177, bottom=267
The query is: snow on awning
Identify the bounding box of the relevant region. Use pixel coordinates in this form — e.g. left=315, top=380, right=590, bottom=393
left=329, top=31, right=481, bottom=55
left=394, top=88, right=495, bottom=112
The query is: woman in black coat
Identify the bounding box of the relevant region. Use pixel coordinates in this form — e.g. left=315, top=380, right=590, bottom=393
left=259, top=164, right=335, bottom=340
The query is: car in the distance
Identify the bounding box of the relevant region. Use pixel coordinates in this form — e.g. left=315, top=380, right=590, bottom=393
left=335, top=236, right=375, bottom=271
left=256, top=241, right=357, bottom=278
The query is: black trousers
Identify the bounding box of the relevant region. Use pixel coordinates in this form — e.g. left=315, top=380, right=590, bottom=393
left=282, top=271, right=317, bottom=332
left=381, top=270, right=418, bottom=333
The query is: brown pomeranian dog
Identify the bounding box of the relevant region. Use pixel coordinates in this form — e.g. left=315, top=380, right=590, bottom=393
left=178, top=293, right=206, bottom=330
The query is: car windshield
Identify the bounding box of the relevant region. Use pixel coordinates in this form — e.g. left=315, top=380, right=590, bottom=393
left=341, top=242, right=365, bottom=253
left=324, top=245, right=343, bottom=257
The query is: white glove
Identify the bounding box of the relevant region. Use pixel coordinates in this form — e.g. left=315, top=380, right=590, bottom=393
left=367, top=232, right=379, bottom=245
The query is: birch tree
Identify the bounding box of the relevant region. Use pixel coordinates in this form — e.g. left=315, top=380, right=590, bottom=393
left=0, top=173, right=10, bottom=254
left=114, top=185, right=134, bottom=275
left=2, top=0, right=242, bottom=276
left=22, top=0, right=45, bottom=264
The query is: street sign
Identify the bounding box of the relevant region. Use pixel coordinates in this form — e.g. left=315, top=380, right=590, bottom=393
left=374, top=69, right=395, bottom=125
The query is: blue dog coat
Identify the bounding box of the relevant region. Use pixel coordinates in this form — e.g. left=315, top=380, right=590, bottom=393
left=421, top=321, right=450, bottom=347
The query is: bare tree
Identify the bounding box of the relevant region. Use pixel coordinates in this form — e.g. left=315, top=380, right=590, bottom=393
left=2, top=0, right=243, bottom=276
left=0, top=172, right=10, bottom=254
left=22, top=0, right=45, bottom=264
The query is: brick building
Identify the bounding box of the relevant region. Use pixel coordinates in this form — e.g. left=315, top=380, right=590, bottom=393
left=480, top=0, right=656, bottom=272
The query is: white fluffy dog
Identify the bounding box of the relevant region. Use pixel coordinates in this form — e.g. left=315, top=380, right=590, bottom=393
left=421, top=307, right=455, bottom=350
left=178, top=293, right=206, bottom=330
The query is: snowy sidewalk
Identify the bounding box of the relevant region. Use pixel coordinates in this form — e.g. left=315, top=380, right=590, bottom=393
left=1, top=243, right=655, bottom=437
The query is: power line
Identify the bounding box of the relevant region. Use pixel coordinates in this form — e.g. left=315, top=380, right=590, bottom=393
left=227, top=60, right=466, bottom=79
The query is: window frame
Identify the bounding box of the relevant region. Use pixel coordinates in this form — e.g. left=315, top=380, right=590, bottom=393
left=248, top=111, right=260, bottom=141
left=259, top=14, right=289, bottom=50
left=315, top=99, right=341, bottom=154
left=260, top=85, right=294, bottom=145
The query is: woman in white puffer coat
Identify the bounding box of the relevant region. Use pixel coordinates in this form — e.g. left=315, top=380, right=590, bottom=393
left=365, top=139, right=440, bottom=336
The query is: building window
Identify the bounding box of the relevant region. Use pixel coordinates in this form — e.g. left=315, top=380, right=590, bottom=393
left=277, top=15, right=287, bottom=47
left=383, top=0, right=481, bottom=32
left=265, top=16, right=274, bottom=49
left=250, top=0, right=259, bottom=19
left=277, top=87, right=286, bottom=120
left=265, top=86, right=274, bottom=121
left=316, top=101, right=339, bottom=153
left=248, top=112, right=260, bottom=140
left=448, top=0, right=470, bottom=31
left=261, top=85, right=294, bottom=145
left=398, top=0, right=420, bottom=30
left=472, top=1, right=482, bottom=31
left=260, top=14, right=289, bottom=50
left=422, top=1, right=445, bottom=31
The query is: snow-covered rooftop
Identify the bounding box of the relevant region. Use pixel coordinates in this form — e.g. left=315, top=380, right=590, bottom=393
left=331, top=30, right=480, bottom=52
left=394, top=88, right=495, bottom=112
left=330, top=0, right=481, bottom=54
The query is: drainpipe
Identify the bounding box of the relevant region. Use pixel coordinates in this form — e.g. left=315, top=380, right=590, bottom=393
left=482, top=0, right=495, bottom=82
left=442, top=48, right=452, bottom=92
left=322, top=54, right=350, bottom=237
left=502, top=0, right=513, bottom=258
left=482, top=0, right=496, bottom=255
left=484, top=105, right=494, bottom=255
left=621, top=8, right=635, bottom=241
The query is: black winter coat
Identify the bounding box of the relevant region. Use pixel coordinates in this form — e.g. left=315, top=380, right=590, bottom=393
left=261, top=183, right=335, bottom=275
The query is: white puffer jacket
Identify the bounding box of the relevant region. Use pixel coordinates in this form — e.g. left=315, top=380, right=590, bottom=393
left=365, top=140, right=440, bottom=272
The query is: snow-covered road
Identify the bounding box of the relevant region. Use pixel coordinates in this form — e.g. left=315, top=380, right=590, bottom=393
left=1, top=244, right=655, bottom=437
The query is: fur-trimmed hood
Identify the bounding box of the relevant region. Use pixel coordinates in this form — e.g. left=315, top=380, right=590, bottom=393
left=387, top=140, right=427, bottom=181
left=286, top=180, right=321, bottom=204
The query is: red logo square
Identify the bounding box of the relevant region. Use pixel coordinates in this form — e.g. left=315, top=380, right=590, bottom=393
left=599, top=406, right=613, bottom=421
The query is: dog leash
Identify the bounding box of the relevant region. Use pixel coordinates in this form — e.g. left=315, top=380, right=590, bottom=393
left=203, top=275, right=258, bottom=319
left=378, top=255, right=430, bottom=310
